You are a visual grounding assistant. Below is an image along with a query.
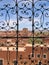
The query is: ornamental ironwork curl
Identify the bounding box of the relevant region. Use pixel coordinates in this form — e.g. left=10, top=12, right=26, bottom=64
left=0, top=0, right=49, bottom=31
left=34, top=0, right=49, bottom=30
left=0, top=0, right=16, bottom=31
left=18, top=0, right=32, bottom=18
left=0, top=0, right=49, bottom=65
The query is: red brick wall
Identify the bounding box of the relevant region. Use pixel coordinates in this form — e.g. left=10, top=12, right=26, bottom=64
left=0, top=46, right=49, bottom=65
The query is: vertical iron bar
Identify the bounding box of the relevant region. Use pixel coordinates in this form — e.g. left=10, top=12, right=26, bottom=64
left=32, top=0, right=34, bottom=57
left=16, top=0, right=18, bottom=65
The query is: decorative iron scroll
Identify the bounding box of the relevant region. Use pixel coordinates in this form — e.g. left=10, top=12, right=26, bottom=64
left=34, top=0, right=49, bottom=30
left=0, top=0, right=17, bottom=30
left=0, top=0, right=49, bottom=65
left=18, top=0, right=32, bottom=18
left=0, top=0, right=49, bottom=31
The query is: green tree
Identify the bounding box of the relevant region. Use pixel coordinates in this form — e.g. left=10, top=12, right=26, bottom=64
left=35, top=38, right=43, bottom=45
left=28, top=38, right=33, bottom=44
left=28, top=38, right=43, bottom=45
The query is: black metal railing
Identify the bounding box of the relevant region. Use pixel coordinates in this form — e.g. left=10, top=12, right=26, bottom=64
left=0, top=0, right=49, bottom=65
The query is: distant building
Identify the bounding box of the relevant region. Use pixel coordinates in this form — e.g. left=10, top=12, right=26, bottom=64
left=0, top=44, right=49, bottom=65
left=0, top=28, right=49, bottom=65
left=0, top=28, right=32, bottom=46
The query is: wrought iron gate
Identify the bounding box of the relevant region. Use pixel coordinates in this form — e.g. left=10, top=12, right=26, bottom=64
left=0, top=0, right=49, bottom=65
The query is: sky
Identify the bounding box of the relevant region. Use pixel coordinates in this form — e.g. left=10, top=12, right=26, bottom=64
left=34, top=0, right=49, bottom=30
left=0, top=0, right=49, bottom=31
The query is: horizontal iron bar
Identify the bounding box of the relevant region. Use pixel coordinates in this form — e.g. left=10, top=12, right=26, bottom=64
left=0, top=36, right=49, bottom=38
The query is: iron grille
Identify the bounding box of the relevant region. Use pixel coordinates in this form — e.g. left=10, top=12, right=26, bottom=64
left=0, top=0, right=49, bottom=65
